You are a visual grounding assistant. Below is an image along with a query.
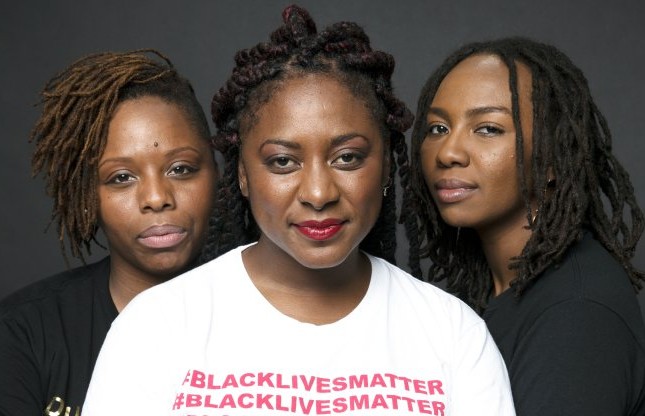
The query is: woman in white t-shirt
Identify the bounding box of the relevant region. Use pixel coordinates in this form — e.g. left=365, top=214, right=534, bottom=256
left=83, top=6, right=515, bottom=416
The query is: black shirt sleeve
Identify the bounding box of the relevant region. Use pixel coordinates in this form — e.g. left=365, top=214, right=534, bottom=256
left=0, top=258, right=116, bottom=416
left=509, top=299, right=642, bottom=416
left=0, top=315, right=44, bottom=415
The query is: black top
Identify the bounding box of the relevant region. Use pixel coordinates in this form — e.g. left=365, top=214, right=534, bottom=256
left=0, top=257, right=117, bottom=416
left=484, top=233, right=645, bottom=415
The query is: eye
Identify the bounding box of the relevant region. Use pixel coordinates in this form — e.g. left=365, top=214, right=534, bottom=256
left=332, top=152, right=365, bottom=170
left=168, top=164, right=198, bottom=176
left=426, top=123, right=449, bottom=137
left=274, top=157, right=292, bottom=167
left=266, top=155, right=299, bottom=173
left=475, top=125, right=505, bottom=136
left=106, top=172, right=136, bottom=185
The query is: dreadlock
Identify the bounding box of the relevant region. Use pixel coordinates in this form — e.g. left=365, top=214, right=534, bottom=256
left=31, top=49, right=211, bottom=264
left=406, top=37, right=644, bottom=312
left=203, top=4, right=413, bottom=263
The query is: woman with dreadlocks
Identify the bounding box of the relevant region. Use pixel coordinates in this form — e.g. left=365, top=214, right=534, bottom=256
left=406, top=37, right=645, bottom=415
left=83, top=6, right=514, bottom=416
left=0, top=50, right=217, bottom=415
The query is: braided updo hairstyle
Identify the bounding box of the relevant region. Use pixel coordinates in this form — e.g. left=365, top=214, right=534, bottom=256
left=406, top=37, right=644, bottom=312
left=31, top=49, right=210, bottom=264
left=204, top=4, right=413, bottom=263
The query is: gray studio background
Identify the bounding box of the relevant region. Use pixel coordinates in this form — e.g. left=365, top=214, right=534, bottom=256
left=2, top=0, right=644, bottom=318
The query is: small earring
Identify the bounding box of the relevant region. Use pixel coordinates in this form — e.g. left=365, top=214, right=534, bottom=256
left=382, top=178, right=392, bottom=197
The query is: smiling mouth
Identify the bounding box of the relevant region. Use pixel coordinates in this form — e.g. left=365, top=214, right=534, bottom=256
left=137, top=225, right=188, bottom=249
left=294, top=220, right=344, bottom=241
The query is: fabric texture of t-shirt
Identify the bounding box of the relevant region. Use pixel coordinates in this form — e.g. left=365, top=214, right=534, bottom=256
left=0, top=257, right=117, bottom=416
left=83, top=245, right=515, bottom=416
left=484, top=233, right=645, bottom=415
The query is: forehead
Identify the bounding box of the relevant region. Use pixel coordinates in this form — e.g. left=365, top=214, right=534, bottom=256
left=241, top=74, right=382, bottom=142
left=432, top=54, right=533, bottom=109
left=102, top=96, right=206, bottom=155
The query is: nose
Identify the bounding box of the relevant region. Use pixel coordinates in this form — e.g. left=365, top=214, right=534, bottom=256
left=435, top=128, right=469, bottom=168
left=297, top=162, right=340, bottom=210
left=139, top=176, right=176, bottom=212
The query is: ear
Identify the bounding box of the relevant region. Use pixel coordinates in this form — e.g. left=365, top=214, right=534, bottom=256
left=238, top=159, right=249, bottom=198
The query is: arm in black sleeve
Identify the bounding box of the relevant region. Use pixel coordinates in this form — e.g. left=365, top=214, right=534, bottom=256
left=0, top=317, right=44, bottom=416
left=509, top=300, right=642, bottom=416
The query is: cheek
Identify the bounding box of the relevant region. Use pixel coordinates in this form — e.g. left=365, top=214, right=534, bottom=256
left=247, top=174, right=295, bottom=215
left=344, top=170, right=383, bottom=212
left=97, top=188, right=138, bottom=227
left=419, top=142, right=437, bottom=184
left=480, top=146, right=521, bottom=196
left=181, top=177, right=217, bottom=216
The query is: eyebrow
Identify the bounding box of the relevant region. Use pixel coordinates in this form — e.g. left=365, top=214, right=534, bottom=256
left=98, top=146, right=201, bottom=168
left=330, top=133, right=366, bottom=147
left=428, top=106, right=511, bottom=120
left=259, top=138, right=300, bottom=151
left=258, top=133, right=366, bottom=151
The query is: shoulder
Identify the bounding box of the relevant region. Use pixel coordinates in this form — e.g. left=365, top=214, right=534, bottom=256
left=529, top=233, right=644, bottom=337
left=485, top=233, right=645, bottom=364
left=0, top=257, right=111, bottom=319
left=544, top=232, right=632, bottom=296
left=369, top=254, right=485, bottom=333
left=501, top=297, right=645, bottom=415
left=116, top=245, right=247, bottom=322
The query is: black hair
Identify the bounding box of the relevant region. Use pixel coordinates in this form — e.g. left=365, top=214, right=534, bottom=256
left=203, top=4, right=413, bottom=263
left=31, top=49, right=211, bottom=263
left=406, top=37, right=644, bottom=311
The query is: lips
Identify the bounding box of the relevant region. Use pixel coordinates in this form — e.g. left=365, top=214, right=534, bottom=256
left=434, top=178, right=477, bottom=204
left=137, top=224, right=187, bottom=249
left=294, top=219, right=344, bottom=241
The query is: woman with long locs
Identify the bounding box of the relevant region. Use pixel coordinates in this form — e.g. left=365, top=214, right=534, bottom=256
left=405, top=37, right=645, bottom=415
left=0, top=51, right=218, bottom=415
left=83, top=5, right=515, bottom=416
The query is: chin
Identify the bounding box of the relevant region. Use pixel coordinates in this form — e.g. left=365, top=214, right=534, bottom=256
left=435, top=209, right=477, bottom=229
left=292, top=246, right=360, bottom=270
left=439, top=217, right=476, bottom=229
left=144, top=254, right=194, bottom=278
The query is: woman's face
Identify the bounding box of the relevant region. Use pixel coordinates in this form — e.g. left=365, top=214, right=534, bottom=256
left=238, top=74, right=388, bottom=269
left=420, top=54, right=534, bottom=236
left=98, top=96, right=216, bottom=280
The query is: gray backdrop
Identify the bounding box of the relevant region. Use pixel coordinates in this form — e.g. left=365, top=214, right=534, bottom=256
left=2, top=0, right=644, bottom=318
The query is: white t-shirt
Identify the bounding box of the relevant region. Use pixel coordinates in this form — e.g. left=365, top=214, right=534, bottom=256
left=83, top=245, right=514, bottom=415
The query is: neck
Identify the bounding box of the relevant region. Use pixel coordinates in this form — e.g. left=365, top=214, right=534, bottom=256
left=477, top=217, right=533, bottom=297
left=242, top=238, right=371, bottom=325
left=108, top=261, right=174, bottom=312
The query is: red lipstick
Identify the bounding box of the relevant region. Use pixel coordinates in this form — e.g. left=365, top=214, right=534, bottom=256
left=137, top=224, right=187, bottom=249
left=294, top=219, right=344, bottom=241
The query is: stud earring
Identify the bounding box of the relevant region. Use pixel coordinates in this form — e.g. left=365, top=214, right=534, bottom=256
left=382, top=177, right=392, bottom=197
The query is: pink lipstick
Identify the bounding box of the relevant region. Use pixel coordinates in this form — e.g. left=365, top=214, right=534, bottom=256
left=294, top=219, right=344, bottom=241
left=137, top=225, right=187, bottom=249
left=434, top=179, right=477, bottom=204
